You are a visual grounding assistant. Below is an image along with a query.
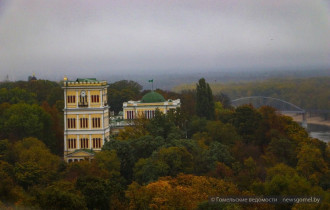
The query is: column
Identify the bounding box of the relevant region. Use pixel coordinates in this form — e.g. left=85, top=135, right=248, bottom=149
left=89, top=134, right=92, bottom=149
left=101, top=114, right=104, bottom=129
left=64, top=113, right=67, bottom=130
left=64, top=135, right=67, bottom=151
left=76, top=90, right=79, bottom=107
left=77, top=135, right=80, bottom=149
left=64, top=89, right=67, bottom=109
left=89, top=115, right=91, bottom=129
left=77, top=114, right=79, bottom=129
left=88, top=90, right=91, bottom=108
left=100, top=90, right=103, bottom=108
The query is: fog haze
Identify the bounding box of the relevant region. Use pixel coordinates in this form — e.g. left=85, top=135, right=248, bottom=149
left=0, top=0, right=329, bottom=81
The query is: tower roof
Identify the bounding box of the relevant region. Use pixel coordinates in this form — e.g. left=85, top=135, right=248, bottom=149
left=63, top=78, right=107, bottom=87
left=76, top=78, right=98, bottom=82
left=141, top=91, right=166, bottom=103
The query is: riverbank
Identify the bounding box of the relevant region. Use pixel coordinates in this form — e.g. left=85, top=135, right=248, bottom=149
left=284, top=114, right=330, bottom=127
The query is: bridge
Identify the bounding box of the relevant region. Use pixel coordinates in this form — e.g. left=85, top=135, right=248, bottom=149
left=231, top=96, right=307, bottom=128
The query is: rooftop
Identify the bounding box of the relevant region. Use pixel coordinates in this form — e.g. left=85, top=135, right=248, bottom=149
left=63, top=78, right=107, bottom=87
left=141, top=91, right=166, bottom=103
left=76, top=78, right=98, bottom=82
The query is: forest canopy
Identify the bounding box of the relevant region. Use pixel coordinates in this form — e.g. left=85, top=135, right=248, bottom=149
left=0, top=78, right=329, bottom=209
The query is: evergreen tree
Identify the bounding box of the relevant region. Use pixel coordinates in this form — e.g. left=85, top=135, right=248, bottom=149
left=196, top=78, right=214, bottom=120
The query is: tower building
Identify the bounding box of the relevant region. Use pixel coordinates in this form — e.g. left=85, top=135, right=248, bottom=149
left=63, top=78, right=110, bottom=162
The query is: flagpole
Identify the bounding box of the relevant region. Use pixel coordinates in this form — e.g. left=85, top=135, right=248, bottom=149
left=148, top=79, right=154, bottom=91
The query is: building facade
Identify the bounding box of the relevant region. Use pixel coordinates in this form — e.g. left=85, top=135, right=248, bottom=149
left=63, top=78, right=110, bottom=162
left=123, top=91, right=180, bottom=120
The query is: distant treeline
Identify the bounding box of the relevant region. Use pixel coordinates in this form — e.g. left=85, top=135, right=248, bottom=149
left=174, top=77, right=330, bottom=111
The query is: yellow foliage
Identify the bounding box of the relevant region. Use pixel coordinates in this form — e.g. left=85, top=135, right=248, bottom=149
left=126, top=174, right=240, bottom=209
left=117, top=118, right=149, bottom=140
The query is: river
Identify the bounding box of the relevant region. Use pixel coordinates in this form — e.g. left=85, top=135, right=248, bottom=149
left=307, top=124, right=330, bottom=143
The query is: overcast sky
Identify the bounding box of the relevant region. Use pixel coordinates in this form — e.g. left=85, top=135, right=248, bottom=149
left=0, top=0, right=329, bottom=81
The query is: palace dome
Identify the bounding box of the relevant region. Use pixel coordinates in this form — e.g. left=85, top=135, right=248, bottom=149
left=141, top=91, right=166, bottom=103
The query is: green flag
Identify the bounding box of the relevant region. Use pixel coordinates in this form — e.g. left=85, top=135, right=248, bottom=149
left=148, top=79, right=153, bottom=82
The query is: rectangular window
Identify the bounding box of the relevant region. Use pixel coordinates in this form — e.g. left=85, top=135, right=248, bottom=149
left=144, top=110, right=154, bottom=119
left=67, top=118, right=76, bottom=128
left=79, top=118, right=88, bottom=128
left=92, top=118, right=101, bottom=128
left=127, top=110, right=134, bottom=119
left=78, top=96, right=88, bottom=107
left=91, top=95, right=100, bottom=103
left=80, top=138, right=89, bottom=149
left=67, top=95, right=76, bottom=103
left=92, top=138, right=101, bottom=148
left=68, top=138, right=76, bottom=149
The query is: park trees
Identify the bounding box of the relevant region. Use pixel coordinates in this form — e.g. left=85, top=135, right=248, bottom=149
left=126, top=174, right=239, bottom=210
left=108, top=80, right=142, bottom=114
left=0, top=103, right=56, bottom=152
left=102, top=140, right=136, bottom=182
left=133, top=146, right=193, bottom=184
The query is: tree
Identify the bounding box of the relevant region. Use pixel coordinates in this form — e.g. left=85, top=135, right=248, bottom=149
left=41, top=101, right=64, bottom=156
left=94, top=150, right=121, bottom=177
left=126, top=174, right=240, bottom=210
left=1, top=103, right=56, bottom=152
left=76, top=176, right=112, bottom=210
left=108, top=80, right=142, bottom=114
left=102, top=140, right=135, bottom=181
left=0, top=160, right=25, bottom=204
left=133, top=147, right=193, bottom=184
left=196, top=78, right=214, bottom=120
left=10, top=138, right=61, bottom=188
left=116, top=117, right=149, bottom=140
left=208, top=142, right=234, bottom=166
left=267, top=137, right=297, bottom=166
left=37, top=181, right=87, bottom=210
left=262, top=163, right=325, bottom=208
left=109, top=80, right=142, bottom=95
left=206, top=121, right=241, bottom=145
left=147, top=109, right=176, bottom=139
left=0, top=87, right=36, bottom=104
left=156, top=146, right=193, bottom=176
left=296, top=144, right=328, bottom=185
left=214, top=92, right=231, bottom=109
left=180, top=89, right=196, bottom=117
left=231, top=105, right=262, bottom=144
left=129, top=135, right=165, bottom=160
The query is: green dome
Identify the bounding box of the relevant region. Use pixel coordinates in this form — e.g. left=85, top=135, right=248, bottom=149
left=141, top=91, right=166, bottom=103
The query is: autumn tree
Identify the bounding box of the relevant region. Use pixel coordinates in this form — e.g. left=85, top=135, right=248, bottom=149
left=126, top=174, right=240, bottom=209
left=10, top=138, right=61, bottom=189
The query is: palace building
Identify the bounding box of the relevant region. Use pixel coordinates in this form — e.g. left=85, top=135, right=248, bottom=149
left=123, top=91, right=180, bottom=120
left=63, top=78, right=110, bottom=162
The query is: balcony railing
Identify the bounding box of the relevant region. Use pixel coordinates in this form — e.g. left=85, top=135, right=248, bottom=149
left=78, top=102, right=88, bottom=107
